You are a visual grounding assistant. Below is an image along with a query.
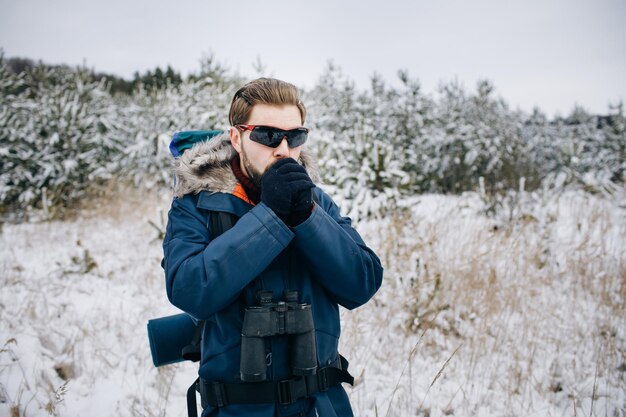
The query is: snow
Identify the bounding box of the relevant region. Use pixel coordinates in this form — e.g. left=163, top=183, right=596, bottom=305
left=1, top=58, right=625, bottom=416
left=1, top=189, right=624, bottom=417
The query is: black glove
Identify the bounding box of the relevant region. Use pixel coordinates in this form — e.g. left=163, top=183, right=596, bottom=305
left=261, top=158, right=314, bottom=225
left=288, top=184, right=314, bottom=226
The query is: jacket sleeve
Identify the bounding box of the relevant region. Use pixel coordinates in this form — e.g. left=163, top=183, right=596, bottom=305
left=162, top=195, right=295, bottom=319
left=292, top=189, right=384, bottom=310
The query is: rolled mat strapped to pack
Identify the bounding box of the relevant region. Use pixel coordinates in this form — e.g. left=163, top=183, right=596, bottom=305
left=147, top=313, right=198, bottom=367
left=149, top=130, right=228, bottom=368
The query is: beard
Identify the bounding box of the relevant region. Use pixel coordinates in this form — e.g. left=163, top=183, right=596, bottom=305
left=240, top=143, right=264, bottom=189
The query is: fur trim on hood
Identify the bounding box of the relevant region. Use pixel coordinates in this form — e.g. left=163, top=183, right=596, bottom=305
left=172, top=132, right=321, bottom=198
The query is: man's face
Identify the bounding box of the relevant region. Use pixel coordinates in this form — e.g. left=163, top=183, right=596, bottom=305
left=230, top=104, right=304, bottom=187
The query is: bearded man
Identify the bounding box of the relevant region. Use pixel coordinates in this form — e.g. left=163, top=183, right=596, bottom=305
left=163, top=78, right=383, bottom=417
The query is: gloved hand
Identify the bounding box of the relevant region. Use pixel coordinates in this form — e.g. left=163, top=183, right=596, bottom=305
left=261, top=158, right=314, bottom=225
left=288, top=184, right=314, bottom=226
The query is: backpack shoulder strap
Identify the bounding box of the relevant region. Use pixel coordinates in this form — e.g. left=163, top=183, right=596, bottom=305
left=181, top=210, right=239, bottom=363
left=209, top=211, right=239, bottom=240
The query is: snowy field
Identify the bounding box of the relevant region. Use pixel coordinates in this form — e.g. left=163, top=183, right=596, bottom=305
left=1, top=188, right=624, bottom=417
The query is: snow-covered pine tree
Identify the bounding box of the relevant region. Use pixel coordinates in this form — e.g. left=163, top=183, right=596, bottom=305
left=427, top=79, right=525, bottom=194
left=560, top=104, right=626, bottom=193
left=118, top=66, right=241, bottom=190
left=308, top=65, right=407, bottom=219
left=0, top=55, right=28, bottom=218
left=306, top=64, right=361, bottom=212
left=392, top=70, right=436, bottom=195
left=519, top=107, right=568, bottom=192
left=0, top=62, right=123, bottom=217
left=2, top=54, right=623, bottom=220
left=603, top=102, right=626, bottom=185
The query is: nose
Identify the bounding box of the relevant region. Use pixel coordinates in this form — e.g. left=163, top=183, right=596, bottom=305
left=273, top=137, right=290, bottom=158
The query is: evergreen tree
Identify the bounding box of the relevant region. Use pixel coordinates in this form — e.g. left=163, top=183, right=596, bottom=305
left=0, top=61, right=123, bottom=217
left=1, top=54, right=623, bottom=220
left=118, top=72, right=238, bottom=189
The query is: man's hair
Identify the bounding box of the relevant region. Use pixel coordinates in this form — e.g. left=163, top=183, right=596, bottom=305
left=229, top=78, right=306, bottom=126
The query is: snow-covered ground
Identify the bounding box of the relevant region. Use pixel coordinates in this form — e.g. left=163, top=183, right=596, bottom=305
left=1, top=188, right=624, bottom=417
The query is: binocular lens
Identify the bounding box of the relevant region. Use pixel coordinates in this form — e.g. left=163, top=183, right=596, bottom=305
left=240, top=336, right=267, bottom=382
left=239, top=290, right=318, bottom=382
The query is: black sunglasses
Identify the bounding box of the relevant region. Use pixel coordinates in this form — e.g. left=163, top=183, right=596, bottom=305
left=236, top=125, right=309, bottom=148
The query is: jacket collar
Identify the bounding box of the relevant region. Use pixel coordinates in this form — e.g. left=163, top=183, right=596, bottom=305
left=172, top=131, right=321, bottom=198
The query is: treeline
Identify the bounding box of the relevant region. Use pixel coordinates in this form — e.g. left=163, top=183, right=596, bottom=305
left=0, top=54, right=624, bottom=220
left=4, top=56, right=187, bottom=95
left=308, top=65, right=625, bottom=217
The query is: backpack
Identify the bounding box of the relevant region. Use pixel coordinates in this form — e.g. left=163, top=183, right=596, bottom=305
left=147, top=130, right=240, bottom=417
left=147, top=130, right=233, bottom=368
left=147, top=211, right=237, bottom=367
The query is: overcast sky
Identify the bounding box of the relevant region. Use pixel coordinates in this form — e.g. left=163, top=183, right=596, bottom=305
left=1, top=0, right=625, bottom=117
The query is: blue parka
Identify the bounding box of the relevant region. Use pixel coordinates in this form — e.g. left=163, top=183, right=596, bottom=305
left=162, top=134, right=384, bottom=417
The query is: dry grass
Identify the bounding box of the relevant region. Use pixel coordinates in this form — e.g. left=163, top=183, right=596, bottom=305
left=342, top=190, right=626, bottom=416
left=0, top=184, right=176, bottom=417
left=1, top=188, right=624, bottom=416
left=72, top=180, right=172, bottom=223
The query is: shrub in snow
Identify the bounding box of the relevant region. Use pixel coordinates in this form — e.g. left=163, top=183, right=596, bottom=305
left=117, top=75, right=238, bottom=189
left=0, top=60, right=123, bottom=218
left=307, top=66, right=433, bottom=220
left=1, top=57, right=624, bottom=220
left=307, top=66, right=625, bottom=221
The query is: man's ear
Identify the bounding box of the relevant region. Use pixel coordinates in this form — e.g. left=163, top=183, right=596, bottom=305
left=230, top=127, right=242, bottom=153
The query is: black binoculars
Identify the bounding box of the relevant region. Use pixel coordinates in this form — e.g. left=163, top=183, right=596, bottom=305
left=240, top=290, right=317, bottom=382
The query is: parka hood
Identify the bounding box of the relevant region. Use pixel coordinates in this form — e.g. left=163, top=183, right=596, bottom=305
left=172, top=131, right=321, bottom=198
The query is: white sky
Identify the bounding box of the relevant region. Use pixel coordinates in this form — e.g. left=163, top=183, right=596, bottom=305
left=1, top=0, right=625, bottom=117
